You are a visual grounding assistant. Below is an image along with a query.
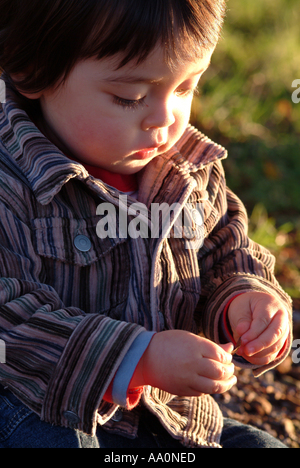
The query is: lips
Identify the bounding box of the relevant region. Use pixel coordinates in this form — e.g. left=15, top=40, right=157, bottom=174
left=134, top=148, right=159, bottom=160
left=132, top=139, right=168, bottom=160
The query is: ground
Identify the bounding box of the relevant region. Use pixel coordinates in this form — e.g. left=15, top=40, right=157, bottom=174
left=214, top=311, right=300, bottom=448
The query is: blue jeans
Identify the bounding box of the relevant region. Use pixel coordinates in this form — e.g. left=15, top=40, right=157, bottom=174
left=0, top=385, right=287, bottom=448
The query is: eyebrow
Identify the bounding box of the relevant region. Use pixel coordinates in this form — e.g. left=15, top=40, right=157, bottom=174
left=103, top=76, right=163, bottom=85
left=102, top=65, right=210, bottom=85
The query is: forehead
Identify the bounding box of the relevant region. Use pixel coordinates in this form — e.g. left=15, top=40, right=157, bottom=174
left=76, top=45, right=214, bottom=84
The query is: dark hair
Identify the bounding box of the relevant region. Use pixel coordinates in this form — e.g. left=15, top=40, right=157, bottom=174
left=0, top=0, right=226, bottom=94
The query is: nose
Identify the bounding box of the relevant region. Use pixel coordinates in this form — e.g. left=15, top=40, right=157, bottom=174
left=141, top=98, right=176, bottom=131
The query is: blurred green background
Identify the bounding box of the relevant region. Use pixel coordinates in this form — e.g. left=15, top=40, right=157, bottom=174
left=191, top=0, right=300, bottom=302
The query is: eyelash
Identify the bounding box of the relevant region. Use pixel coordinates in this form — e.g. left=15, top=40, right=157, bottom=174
left=113, top=95, right=146, bottom=111
left=113, top=87, right=199, bottom=110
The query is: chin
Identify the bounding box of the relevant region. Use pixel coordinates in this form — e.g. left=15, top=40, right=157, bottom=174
left=119, top=160, right=155, bottom=175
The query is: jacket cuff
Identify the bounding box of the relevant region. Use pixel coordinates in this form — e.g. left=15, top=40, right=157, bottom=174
left=41, top=315, right=145, bottom=435
left=111, top=331, right=156, bottom=408
left=219, top=293, right=245, bottom=345
left=103, top=331, right=156, bottom=408
left=202, top=274, right=293, bottom=377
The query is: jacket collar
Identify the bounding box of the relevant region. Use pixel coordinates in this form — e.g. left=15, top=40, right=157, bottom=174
left=0, top=87, right=227, bottom=206
left=137, top=125, right=227, bottom=207
left=0, top=87, right=92, bottom=205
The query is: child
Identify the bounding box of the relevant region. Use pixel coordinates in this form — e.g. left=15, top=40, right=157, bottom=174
left=0, top=0, right=292, bottom=448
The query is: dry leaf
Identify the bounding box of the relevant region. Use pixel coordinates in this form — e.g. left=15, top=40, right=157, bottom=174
left=231, top=337, right=242, bottom=356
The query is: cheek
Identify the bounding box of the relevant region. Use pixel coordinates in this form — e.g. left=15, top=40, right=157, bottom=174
left=169, top=106, right=191, bottom=142
left=67, top=113, right=132, bottom=154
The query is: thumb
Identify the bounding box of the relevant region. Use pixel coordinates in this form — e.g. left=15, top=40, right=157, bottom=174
left=219, top=342, right=234, bottom=354
left=234, top=319, right=251, bottom=342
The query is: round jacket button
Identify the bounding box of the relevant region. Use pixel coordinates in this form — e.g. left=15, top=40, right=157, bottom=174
left=63, top=411, right=81, bottom=424
left=111, top=409, right=123, bottom=422
left=74, top=235, right=92, bottom=252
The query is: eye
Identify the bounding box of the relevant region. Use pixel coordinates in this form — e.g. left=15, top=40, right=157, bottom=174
left=113, top=95, right=146, bottom=110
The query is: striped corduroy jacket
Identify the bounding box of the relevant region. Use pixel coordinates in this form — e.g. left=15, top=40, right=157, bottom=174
left=0, top=88, right=293, bottom=448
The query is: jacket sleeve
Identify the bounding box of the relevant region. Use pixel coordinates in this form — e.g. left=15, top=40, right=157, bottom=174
left=196, top=160, right=293, bottom=377
left=0, top=198, right=146, bottom=435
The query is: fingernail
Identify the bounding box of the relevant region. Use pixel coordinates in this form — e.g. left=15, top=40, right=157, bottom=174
left=225, top=353, right=233, bottom=363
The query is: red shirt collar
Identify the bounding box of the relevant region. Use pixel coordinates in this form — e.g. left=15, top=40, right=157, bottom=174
left=71, top=157, right=138, bottom=192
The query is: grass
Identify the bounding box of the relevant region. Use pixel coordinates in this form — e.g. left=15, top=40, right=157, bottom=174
left=190, top=0, right=300, bottom=300
left=191, top=0, right=300, bottom=220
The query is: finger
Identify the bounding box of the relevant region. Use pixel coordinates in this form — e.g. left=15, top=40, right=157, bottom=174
left=235, top=319, right=251, bottom=340
left=199, top=358, right=235, bottom=381
left=201, top=340, right=233, bottom=365
left=190, top=374, right=237, bottom=396
left=220, top=342, right=235, bottom=355
left=244, top=311, right=288, bottom=356
left=249, top=332, right=287, bottom=358
left=237, top=327, right=288, bottom=363
left=241, top=314, right=272, bottom=346
left=242, top=351, right=280, bottom=366
left=242, top=334, right=288, bottom=365
left=241, top=302, right=287, bottom=346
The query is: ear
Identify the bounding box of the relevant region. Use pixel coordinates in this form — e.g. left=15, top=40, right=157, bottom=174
left=14, top=84, right=44, bottom=100
left=10, top=73, right=44, bottom=100
left=17, top=90, right=44, bottom=100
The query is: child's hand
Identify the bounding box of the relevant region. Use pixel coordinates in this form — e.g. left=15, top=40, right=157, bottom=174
left=228, top=292, right=289, bottom=366
left=133, top=330, right=236, bottom=396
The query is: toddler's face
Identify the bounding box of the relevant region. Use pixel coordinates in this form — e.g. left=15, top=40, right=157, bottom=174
left=38, top=46, right=213, bottom=174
